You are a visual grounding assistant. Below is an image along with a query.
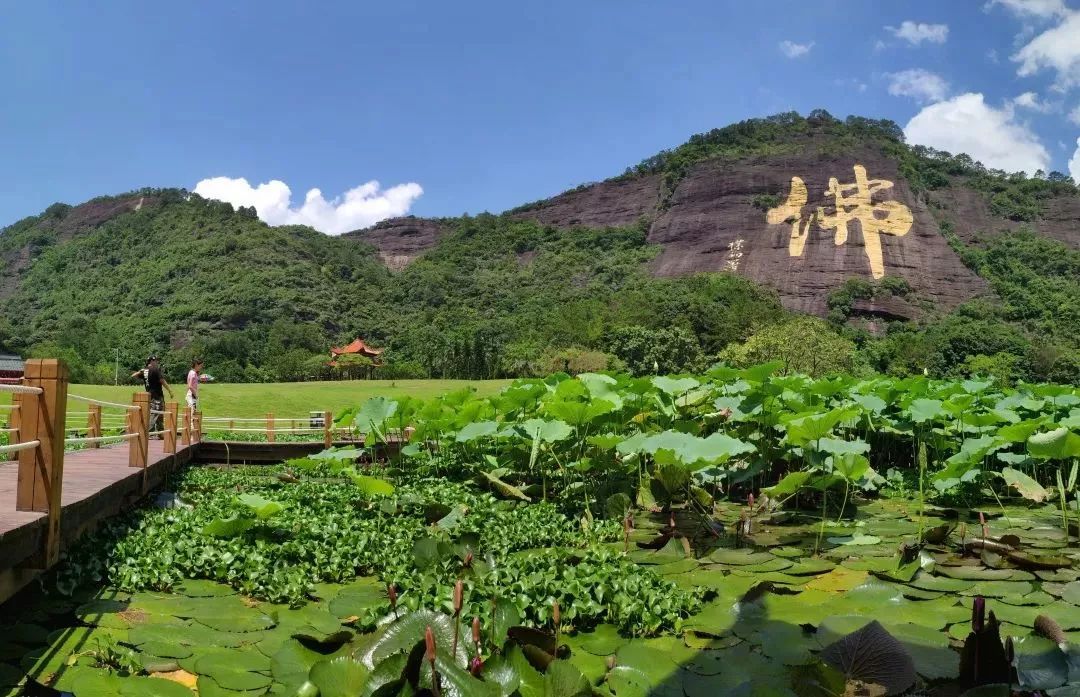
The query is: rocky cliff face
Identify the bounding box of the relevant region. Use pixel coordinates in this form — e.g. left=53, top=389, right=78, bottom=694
left=341, top=216, right=447, bottom=270
left=0, top=194, right=154, bottom=299
left=346, top=143, right=1077, bottom=320
left=645, top=148, right=988, bottom=316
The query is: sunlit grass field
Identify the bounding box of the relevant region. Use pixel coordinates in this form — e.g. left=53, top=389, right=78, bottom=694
left=1, top=379, right=512, bottom=420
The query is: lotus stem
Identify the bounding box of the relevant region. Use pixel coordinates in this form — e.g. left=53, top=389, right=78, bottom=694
left=814, top=489, right=827, bottom=557
left=452, top=580, right=463, bottom=657
left=425, top=625, right=440, bottom=697
left=917, top=440, right=927, bottom=541
left=1005, top=634, right=1014, bottom=694
left=553, top=599, right=561, bottom=650
left=836, top=478, right=850, bottom=523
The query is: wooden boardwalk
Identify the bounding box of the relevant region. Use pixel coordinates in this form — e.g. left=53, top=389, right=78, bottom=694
left=0, top=440, right=195, bottom=600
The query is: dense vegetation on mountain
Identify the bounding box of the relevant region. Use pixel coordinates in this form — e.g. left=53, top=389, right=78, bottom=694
left=0, top=195, right=782, bottom=382
left=0, top=111, right=1077, bottom=384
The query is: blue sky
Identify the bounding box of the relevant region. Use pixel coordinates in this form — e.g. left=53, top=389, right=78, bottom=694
left=2, top=0, right=1079, bottom=233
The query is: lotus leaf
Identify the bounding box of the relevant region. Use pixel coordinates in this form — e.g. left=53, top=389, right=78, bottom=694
left=1029, top=428, right=1080, bottom=460
left=235, top=493, right=284, bottom=519
left=820, top=620, right=916, bottom=695
left=192, top=652, right=272, bottom=691
left=1001, top=467, right=1049, bottom=502
left=1014, top=635, right=1069, bottom=690
left=308, top=656, right=370, bottom=697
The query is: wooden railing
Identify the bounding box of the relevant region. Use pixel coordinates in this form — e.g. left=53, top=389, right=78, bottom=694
left=199, top=411, right=335, bottom=447
left=0, top=358, right=345, bottom=569
left=0, top=359, right=200, bottom=568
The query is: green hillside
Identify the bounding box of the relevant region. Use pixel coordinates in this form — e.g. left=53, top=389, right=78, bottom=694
left=0, top=192, right=783, bottom=383
left=1, top=112, right=1077, bottom=385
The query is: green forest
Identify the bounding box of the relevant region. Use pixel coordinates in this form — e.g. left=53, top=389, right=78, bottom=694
left=0, top=113, right=1077, bottom=385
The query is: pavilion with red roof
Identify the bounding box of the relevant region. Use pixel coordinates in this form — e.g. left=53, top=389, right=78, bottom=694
left=330, top=338, right=383, bottom=362
left=328, top=339, right=384, bottom=380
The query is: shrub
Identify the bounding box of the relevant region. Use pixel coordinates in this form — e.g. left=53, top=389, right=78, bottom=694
left=719, top=316, right=866, bottom=377
left=539, top=346, right=623, bottom=375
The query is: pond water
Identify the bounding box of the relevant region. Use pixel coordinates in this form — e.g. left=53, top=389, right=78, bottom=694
left=2, top=462, right=1079, bottom=697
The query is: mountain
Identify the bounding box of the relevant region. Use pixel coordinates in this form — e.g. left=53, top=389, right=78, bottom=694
left=347, top=112, right=1079, bottom=321
left=1, top=111, right=1078, bottom=384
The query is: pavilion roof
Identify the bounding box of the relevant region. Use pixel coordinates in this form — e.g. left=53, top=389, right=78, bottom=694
left=330, top=338, right=384, bottom=357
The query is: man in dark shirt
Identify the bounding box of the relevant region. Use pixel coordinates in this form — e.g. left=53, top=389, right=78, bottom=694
left=144, top=356, right=174, bottom=437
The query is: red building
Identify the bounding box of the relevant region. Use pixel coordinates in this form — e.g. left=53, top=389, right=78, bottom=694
left=0, top=354, right=23, bottom=385
left=328, top=339, right=383, bottom=379
left=329, top=338, right=384, bottom=364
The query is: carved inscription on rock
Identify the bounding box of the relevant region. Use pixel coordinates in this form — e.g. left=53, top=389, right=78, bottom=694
left=766, top=165, right=912, bottom=279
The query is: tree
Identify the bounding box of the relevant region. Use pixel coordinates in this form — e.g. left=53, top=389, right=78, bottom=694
left=718, top=317, right=865, bottom=377
left=335, top=353, right=374, bottom=380
left=603, top=325, right=703, bottom=375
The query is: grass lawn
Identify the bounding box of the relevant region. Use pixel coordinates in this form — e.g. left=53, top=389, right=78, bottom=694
left=2, top=379, right=512, bottom=420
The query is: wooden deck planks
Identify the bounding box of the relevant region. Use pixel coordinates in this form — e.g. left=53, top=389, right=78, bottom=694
left=0, top=440, right=192, bottom=564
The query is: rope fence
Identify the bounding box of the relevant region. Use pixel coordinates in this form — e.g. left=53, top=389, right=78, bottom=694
left=0, top=440, right=40, bottom=455
left=0, top=384, right=43, bottom=395
left=208, top=427, right=324, bottom=433
left=67, top=394, right=141, bottom=411
left=63, top=433, right=138, bottom=446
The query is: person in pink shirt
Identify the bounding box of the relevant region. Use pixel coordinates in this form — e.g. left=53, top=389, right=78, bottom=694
left=186, top=358, right=204, bottom=413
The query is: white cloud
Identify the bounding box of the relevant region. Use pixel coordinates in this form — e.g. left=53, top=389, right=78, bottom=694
left=1070, top=137, right=1080, bottom=181
left=904, top=93, right=1051, bottom=174
left=987, top=48, right=1001, bottom=62
left=1069, top=104, right=1080, bottom=123
left=887, top=69, right=950, bottom=103
left=1012, top=90, right=1055, bottom=111
left=986, top=0, right=1067, bottom=18
left=192, top=177, right=423, bottom=235
left=779, top=40, right=814, bottom=58
left=1013, top=10, right=1080, bottom=89
left=886, top=21, right=950, bottom=45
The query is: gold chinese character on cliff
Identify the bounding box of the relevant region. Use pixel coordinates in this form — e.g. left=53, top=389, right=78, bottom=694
left=765, top=165, right=912, bottom=279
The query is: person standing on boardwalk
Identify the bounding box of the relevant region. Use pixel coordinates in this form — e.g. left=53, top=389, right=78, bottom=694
left=186, top=358, right=203, bottom=414
left=145, top=356, right=174, bottom=437
left=130, top=360, right=150, bottom=388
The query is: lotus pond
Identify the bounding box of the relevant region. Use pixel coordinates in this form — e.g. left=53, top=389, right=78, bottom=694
left=2, top=366, right=1079, bottom=697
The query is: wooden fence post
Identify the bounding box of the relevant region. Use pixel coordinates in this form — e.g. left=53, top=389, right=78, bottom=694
left=129, top=393, right=149, bottom=468
left=323, top=410, right=332, bottom=448
left=6, top=397, right=20, bottom=463
left=164, top=402, right=177, bottom=455
left=15, top=358, right=68, bottom=568
left=182, top=406, right=192, bottom=446
left=267, top=412, right=275, bottom=443
left=193, top=412, right=202, bottom=443
left=87, top=404, right=102, bottom=449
